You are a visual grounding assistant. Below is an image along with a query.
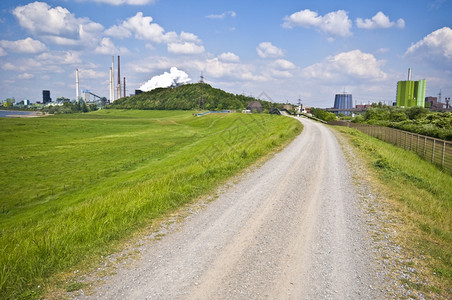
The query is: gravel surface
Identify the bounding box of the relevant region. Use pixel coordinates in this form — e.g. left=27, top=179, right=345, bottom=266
left=72, top=117, right=402, bottom=299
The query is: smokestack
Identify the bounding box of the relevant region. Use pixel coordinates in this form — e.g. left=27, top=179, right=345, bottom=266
left=123, top=77, right=126, bottom=98
left=76, top=68, right=79, bottom=101
left=117, top=56, right=121, bottom=99
left=109, top=67, right=113, bottom=102
left=408, top=68, right=412, bottom=81
left=110, top=56, right=114, bottom=102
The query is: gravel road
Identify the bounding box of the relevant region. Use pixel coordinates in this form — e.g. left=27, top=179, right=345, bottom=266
left=76, top=117, right=393, bottom=299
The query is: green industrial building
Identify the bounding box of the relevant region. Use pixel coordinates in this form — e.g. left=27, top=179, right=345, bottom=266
left=396, top=79, right=426, bottom=108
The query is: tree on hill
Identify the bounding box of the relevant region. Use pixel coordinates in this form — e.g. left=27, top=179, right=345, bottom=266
left=107, top=83, right=282, bottom=111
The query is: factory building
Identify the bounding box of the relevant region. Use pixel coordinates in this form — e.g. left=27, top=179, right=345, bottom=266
left=333, top=92, right=353, bottom=115
left=396, top=68, right=426, bottom=108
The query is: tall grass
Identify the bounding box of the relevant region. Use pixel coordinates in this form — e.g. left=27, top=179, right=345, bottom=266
left=335, top=126, right=452, bottom=297
left=0, top=110, right=301, bottom=299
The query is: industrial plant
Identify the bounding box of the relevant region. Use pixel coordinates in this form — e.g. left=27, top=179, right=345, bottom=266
left=396, top=68, right=426, bottom=108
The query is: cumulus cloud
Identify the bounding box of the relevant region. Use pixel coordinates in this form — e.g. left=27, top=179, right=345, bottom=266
left=139, top=67, right=191, bottom=92
left=272, top=59, right=296, bottom=70
left=302, top=49, right=387, bottom=81
left=13, top=2, right=103, bottom=46
left=94, top=37, right=129, bottom=54
left=356, top=12, right=405, bottom=29
left=167, top=42, right=205, bottom=54
left=206, top=11, right=236, bottom=19
left=105, top=12, right=166, bottom=43
left=105, top=12, right=204, bottom=52
left=219, top=52, right=240, bottom=62
left=205, top=58, right=266, bottom=81
left=257, top=42, right=285, bottom=58
left=283, top=9, right=352, bottom=38
left=404, top=27, right=452, bottom=67
left=0, top=38, right=47, bottom=54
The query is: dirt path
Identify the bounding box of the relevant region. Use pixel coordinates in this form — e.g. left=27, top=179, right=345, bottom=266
left=77, top=117, right=390, bottom=299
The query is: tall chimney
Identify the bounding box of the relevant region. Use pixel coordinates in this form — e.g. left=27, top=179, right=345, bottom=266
left=76, top=68, right=79, bottom=101
left=408, top=68, right=412, bottom=81
left=123, top=77, right=126, bottom=98
left=117, top=56, right=121, bottom=99
left=110, top=56, right=114, bottom=102
left=109, top=67, right=113, bottom=102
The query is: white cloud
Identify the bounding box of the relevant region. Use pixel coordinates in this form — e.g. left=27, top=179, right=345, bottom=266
left=94, top=37, right=129, bottom=55
left=167, top=42, right=205, bottom=55
left=283, top=9, right=352, bottom=38
left=206, top=11, right=236, bottom=19
left=18, top=73, right=34, bottom=79
left=180, top=32, right=202, bottom=43
left=205, top=58, right=265, bottom=81
left=78, top=68, right=108, bottom=79
left=13, top=2, right=103, bottom=46
left=404, top=27, right=452, bottom=67
left=106, top=12, right=166, bottom=43
left=256, top=42, right=285, bottom=58
left=37, top=51, right=82, bottom=65
left=219, top=52, right=240, bottom=62
left=0, top=38, right=47, bottom=54
left=356, top=12, right=405, bottom=29
left=2, top=58, right=43, bottom=72
left=105, top=12, right=203, bottom=53
left=302, top=49, right=387, bottom=82
left=272, top=59, right=296, bottom=70
left=0, top=48, right=6, bottom=56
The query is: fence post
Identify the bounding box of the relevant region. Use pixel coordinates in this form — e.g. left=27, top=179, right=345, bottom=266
left=432, top=139, right=436, bottom=163
left=417, top=135, right=420, bottom=154
left=442, top=141, right=446, bottom=169
left=410, top=133, right=413, bottom=151
left=423, top=136, right=427, bottom=158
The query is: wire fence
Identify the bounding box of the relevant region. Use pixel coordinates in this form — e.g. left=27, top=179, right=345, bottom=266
left=329, top=121, right=452, bottom=175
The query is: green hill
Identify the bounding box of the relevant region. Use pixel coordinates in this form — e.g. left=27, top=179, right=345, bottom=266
left=108, top=83, right=281, bottom=111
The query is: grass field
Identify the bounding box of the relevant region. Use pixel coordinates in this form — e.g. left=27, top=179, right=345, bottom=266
left=335, top=126, right=452, bottom=298
left=0, top=110, right=302, bottom=299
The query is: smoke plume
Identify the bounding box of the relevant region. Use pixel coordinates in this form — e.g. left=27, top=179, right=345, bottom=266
left=139, top=67, right=191, bottom=92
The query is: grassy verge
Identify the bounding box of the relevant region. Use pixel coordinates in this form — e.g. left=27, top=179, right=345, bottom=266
left=0, top=110, right=302, bottom=299
left=334, top=126, right=452, bottom=298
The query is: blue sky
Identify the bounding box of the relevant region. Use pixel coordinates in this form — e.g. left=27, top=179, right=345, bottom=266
left=1, top=0, right=451, bottom=107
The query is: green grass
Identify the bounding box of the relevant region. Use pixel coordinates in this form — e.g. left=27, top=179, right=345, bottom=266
left=334, top=126, right=452, bottom=298
left=0, top=110, right=302, bottom=299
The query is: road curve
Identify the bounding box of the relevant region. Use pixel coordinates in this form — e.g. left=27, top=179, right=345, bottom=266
left=79, top=117, right=386, bottom=299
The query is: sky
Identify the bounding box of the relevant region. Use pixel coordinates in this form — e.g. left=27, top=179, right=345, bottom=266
left=0, top=0, right=451, bottom=108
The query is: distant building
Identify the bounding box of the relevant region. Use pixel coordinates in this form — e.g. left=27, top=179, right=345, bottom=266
left=247, top=101, right=263, bottom=113
left=333, top=93, right=353, bottom=115
left=355, top=104, right=373, bottom=110
left=396, top=80, right=426, bottom=108
left=425, top=96, right=444, bottom=111
left=42, top=90, right=51, bottom=104
left=82, top=90, right=90, bottom=102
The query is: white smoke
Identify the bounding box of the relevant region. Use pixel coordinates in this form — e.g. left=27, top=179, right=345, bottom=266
left=139, top=67, right=191, bottom=92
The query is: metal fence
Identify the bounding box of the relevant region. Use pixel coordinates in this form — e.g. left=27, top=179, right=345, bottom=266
left=329, top=121, right=452, bottom=174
